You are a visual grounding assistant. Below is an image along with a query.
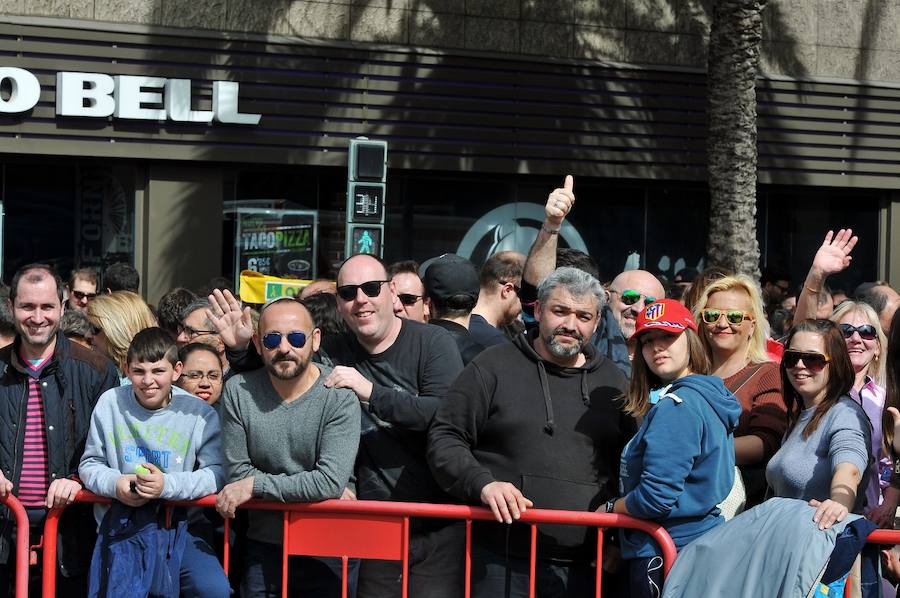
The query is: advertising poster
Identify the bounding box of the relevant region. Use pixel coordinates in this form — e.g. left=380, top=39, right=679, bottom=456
left=234, top=208, right=317, bottom=282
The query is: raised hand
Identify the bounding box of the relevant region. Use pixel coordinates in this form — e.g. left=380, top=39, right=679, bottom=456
left=544, top=175, right=575, bottom=229
left=811, top=229, right=857, bottom=277
left=207, top=288, right=254, bottom=350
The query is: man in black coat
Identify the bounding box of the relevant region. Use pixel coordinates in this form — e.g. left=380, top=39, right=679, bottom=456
left=0, top=264, right=119, bottom=596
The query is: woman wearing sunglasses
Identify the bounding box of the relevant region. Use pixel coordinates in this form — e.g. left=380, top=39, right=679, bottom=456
left=766, top=319, right=870, bottom=530
left=693, top=275, right=786, bottom=508
left=826, top=301, right=893, bottom=529
left=610, top=299, right=741, bottom=598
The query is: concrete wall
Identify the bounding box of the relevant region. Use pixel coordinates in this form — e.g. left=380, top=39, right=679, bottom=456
left=3, top=0, right=900, bottom=83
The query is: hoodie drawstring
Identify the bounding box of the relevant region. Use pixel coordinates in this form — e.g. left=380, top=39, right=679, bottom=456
left=537, top=361, right=555, bottom=435
left=580, top=370, right=590, bottom=406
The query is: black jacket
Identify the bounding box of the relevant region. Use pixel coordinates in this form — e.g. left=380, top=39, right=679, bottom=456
left=427, top=319, right=485, bottom=366
left=0, top=332, right=119, bottom=573
left=427, top=329, right=635, bottom=561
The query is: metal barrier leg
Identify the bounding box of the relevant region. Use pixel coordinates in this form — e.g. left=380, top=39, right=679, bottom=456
left=341, top=555, right=348, bottom=598
left=528, top=524, right=537, bottom=598
left=595, top=528, right=604, bottom=598
left=401, top=517, right=409, bottom=598
left=282, top=511, right=289, bottom=598
left=464, top=519, right=472, bottom=598
left=3, top=495, right=30, bottom=598
left=41, top=507, right=64, bottom=598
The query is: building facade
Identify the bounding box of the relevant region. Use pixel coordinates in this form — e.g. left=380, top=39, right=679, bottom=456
left=0, top=0, right=898, bottom=301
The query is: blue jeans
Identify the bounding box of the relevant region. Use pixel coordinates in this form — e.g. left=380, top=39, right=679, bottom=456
left=241, top=538, right=358, bottom=598
left=180, top=527, right=231, bottom=598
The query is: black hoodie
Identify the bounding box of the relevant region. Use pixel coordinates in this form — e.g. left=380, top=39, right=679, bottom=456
left=427, top=329, right=635, bottom=561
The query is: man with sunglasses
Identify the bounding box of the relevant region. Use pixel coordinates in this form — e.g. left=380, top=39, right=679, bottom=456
left=216, top=297, right=360, bottom=597
left=325, top=253, right=465, bottom=598
left=386, top=260, right=429, bottom=323
left=606, top=270, right=666, bottom=342
left=470, top=251, right=525, bottom=347
left=64, top=268, right=99, bottom=313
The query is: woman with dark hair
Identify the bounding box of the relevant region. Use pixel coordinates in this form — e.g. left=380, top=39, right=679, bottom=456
left=177, top=342, right=225, bottom=410
left=766, top=319, right=871, bottom=527
left=608, top=299, right=741, bottom=598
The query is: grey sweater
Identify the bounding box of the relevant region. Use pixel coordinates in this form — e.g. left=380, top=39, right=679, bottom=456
left=221, top=364, right=360, bottom=544
left=79, top=385, right=224, bottom=523
left=765, top=397, right=871, bottom=512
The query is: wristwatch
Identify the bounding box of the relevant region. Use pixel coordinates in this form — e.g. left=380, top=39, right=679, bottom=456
left=605, top=498, right=618, bottom=513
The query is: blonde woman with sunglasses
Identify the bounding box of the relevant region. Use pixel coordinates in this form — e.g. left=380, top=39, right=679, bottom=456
left=829, top=301, right=894, bottom=529
left=693, top=275, right=786, bottom=507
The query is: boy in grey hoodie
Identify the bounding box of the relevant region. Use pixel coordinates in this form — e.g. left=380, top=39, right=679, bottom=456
left=79, top=327, right=228, bottom=598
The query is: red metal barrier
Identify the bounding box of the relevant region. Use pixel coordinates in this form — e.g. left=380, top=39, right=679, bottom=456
left=842, top=529, right=900, bottom=598
left=42, top=491, right=678, bottom=598
left=1, top=493, right=29, bottom=598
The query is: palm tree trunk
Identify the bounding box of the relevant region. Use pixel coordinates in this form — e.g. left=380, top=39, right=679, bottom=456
left=706, top=0, right=766, bottom=279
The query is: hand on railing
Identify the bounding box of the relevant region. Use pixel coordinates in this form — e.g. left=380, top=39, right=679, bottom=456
left=0, top=471, right=13, bottom=498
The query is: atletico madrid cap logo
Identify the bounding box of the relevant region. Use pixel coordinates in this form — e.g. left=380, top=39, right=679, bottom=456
left=645, top=303, right=665, bottom=321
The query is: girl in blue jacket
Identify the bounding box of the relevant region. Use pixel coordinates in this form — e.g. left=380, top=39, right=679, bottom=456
left=605, top=299, right=742, bottom=598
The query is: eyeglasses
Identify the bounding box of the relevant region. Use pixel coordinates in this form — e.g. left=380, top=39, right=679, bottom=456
left=336, top=280, right=389, bottom=302
left=783, top=350, right=830, bottom=372
left=499, top=281, right=521, bottom=295
left=612, top=289, right=656, bottom=307
left=261, top=331, right=307, bottom=351
left=182, top=370, right=222, bottom=383
left=398, top=293, right=424, bottom=306
left=179, top=324, right=219, bottom=339
left=839, top=323, right=877, bottom=341
left=702, top=308, right=754, bottom=325
left=71, top=290, right=98, bottom=301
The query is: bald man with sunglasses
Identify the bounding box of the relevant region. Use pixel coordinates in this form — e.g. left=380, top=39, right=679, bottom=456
left=215, top=298, right=360, bottom=597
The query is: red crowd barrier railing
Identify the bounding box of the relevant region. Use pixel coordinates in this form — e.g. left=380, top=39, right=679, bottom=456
left=842, top=529, right=900, bottom=598
left=1, top=493, right=29, bottom=598
left=42, top=490, right=678, bottom=598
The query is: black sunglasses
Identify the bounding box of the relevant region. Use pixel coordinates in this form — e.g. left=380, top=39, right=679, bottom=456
left=838, top=323, right=877, bottom=341
left=336, top=280, right=389, bottom=302
left=261, top=331, right=307, bottom=351
left=397, top=293, right=423, bottom=306
left=71, top=290, right=98, bottom=301
left=783, top=350, right=830, bottom=372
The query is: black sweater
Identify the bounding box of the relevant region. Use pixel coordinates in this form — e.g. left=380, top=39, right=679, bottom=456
left=427, top=330, right=634, bottom=561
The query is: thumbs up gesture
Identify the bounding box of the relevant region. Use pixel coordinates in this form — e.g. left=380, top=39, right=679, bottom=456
left=545, top=175, right=575, bottom=229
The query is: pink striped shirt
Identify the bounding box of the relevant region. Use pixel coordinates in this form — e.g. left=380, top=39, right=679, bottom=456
left=18, top=357, right=50, bottom=508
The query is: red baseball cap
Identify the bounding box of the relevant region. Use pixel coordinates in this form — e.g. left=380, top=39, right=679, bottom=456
left=629, top=298, right=697, bottom=342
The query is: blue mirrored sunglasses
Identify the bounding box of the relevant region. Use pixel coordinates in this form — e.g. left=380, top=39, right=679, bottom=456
left=261, top=331, right=307, bottom=350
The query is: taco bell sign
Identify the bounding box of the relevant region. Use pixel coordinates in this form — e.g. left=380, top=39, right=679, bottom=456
left=0, top=67, right=261, bottom=124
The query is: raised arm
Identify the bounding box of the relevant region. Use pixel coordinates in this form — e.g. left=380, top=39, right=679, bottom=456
left=523, top=175, right=575, bottom=287
left=794, top=229, right=857, bottom=322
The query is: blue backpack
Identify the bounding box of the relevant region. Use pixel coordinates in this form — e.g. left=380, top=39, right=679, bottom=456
left=88, top=501, right=188, bottom=598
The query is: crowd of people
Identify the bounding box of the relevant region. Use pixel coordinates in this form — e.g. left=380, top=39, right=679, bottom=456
left=0, top=175, right=897, bottom=597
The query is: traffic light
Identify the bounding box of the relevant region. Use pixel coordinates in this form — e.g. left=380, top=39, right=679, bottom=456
left=346, top=137, right=387, bottom=258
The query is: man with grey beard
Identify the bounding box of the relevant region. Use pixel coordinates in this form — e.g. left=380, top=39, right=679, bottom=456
left=427, top=267, right=635, bottom=598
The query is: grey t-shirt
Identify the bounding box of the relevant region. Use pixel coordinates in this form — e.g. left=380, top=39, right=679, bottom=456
left=221, top=364, right=360, bottom=544
left=765, top=397, right=871, bottom=512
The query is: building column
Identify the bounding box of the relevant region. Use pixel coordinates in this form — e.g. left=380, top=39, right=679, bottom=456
left=143, top=165, right=223, bottom=304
